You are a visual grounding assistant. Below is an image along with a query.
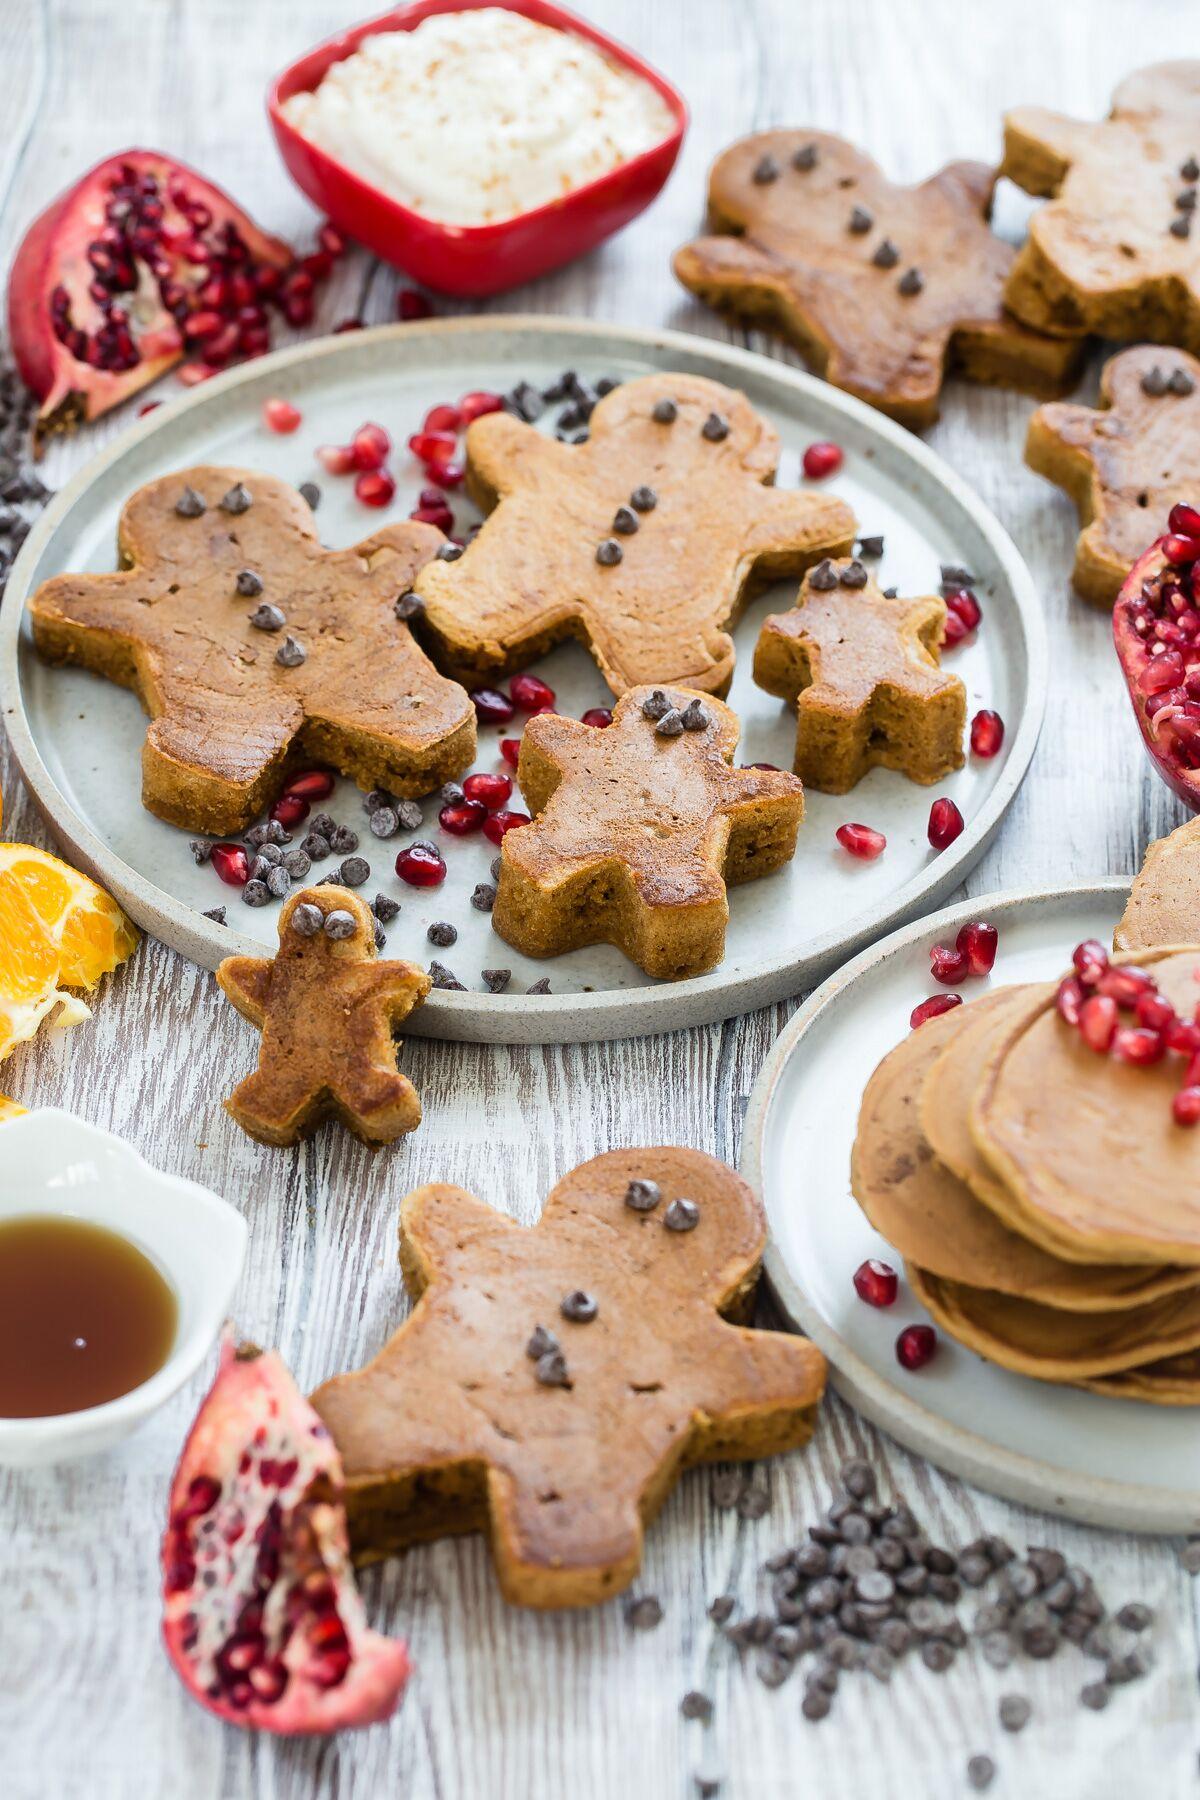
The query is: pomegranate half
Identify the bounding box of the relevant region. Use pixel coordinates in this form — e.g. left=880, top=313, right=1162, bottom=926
left=161, top=1335, right=409, bottom=1734
left=8, top=150, right=299, bottom=448
left=1113, top=506, right=1200, bottom=811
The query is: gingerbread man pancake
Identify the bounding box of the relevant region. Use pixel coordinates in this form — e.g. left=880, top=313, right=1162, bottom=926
left=312, top=1148, right=825, bottom=1607
left=29, top=468, right=475, bottom=834
left=673, top=131, right=1084, bottom=429
left=217, top=886, right=430, bottom=1148
left=490, top=686, right=805, bottom=980
left=411, top=372, right=855, bottom=698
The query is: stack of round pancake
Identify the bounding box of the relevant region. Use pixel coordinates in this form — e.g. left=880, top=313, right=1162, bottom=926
left=851, top=946, right=1200, bottom=1402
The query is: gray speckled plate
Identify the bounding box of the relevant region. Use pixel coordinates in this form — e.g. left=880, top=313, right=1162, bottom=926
left=1, top=318, right=1044, bottom=1044
left=743, top=878, right=1200, bottom=1534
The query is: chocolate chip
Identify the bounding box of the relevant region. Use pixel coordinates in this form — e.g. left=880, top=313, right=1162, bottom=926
left=220, top=482, right=252, bottom=514
left=395, top=591, right=425, bottom=622
left=709, top=1591, right=737, bottom=1622
left=264, top=865, right=290, bottom=899
left=1116, top=1601, right=1152, bottom=1631
left=1170, top=368, right=1196, bottom=396
left=809, top=558, right=838, bottom=591
left=663, top=1196, right=700, bottom=1234
left=339, top=856, right=370, bottom=887
left=856, top=535, right=884, bottom=558
left=561, top=1289, right=598, bottom=1323
left=328, top=825, right=359, bottom=855
left=702, top=411, right=731, bottom=443
left=241, top=879, right=271, bottom=907
left=236, top=569, right=263, bottom=598
left=940, top=563, right=976, bottom=589
left=680, top=698, right=710, bottom=731
left=756, top=1651, right=791, bottom=1688
left=898, top=267, right=924, bottom=296
left=1179, top=189, right=1199, bottom=212
left=437, top=542, right=464, bottom=562
left=1181, top=1538, right=1200, bottom=1574
left=291, top=901, right=324, bottom=937
left=395, top=800, right=423, bottom=832
left=641, top=688, right=672, bottom=720
left=966, top=1755, right=995, bottom=1791
left=188, top=839, right=211, bottom=865
left=596, top=537, right=623, bottom=565
left=1171, top=214, right=1193, bottom=238
left=801, top=1688, right=830, bottom=1722
left=278, top=851, right=310, bottom=883
left=839, top=560, right=868, bottom=589
left=482, top=967, right=511, bottom=992
left=369, top=807, right=399, bottom=839
left=202, top=905, right=226, bottom=925
left=535, top=1348, right=570, bottom=1387
left=693, top=1776, right=720, bottom=1799
left=506, top=380, right=545, bottom=422
left=490, top=856, right=503, bottom=881
left=1080, top=1680, right=1109, bottom=1710
left=853, top=1569, right=894, bottom=1605
left=372, top=893, right=401, bottom=923
left=1184, top=157, right=1200, bottom=181
left=652, top=398, right=678, bottom=424
left=610, top=505, right=640, bottom=538
left=625, top=1595, right=662, bottom=1630
left=429, top=960, right=465, bottom=990
left=275, top=634, right=306, bottom=668
left=526, top=1324, right=559, bottom=1359
left=298, top=481, right=320, bottom=510
left=320, top=909, right=354, bottom=940
left=753, top=154, right=781, bottom=184
left=526, top=977, right=552, bottom=994
left=871, top=238, right=900, bottom=269
left=630, top=485, right=657, bottom=512
left=625, top=1178, right=661, bottom=1212
left=681, top=1690, right=713, bottom=1722
left=301, top=832, right=330, bottom=860
left=792, top=142, right=818, bottom=171
left=427, top=921, right=457, bottom=947
left=471, top=882, right=496, bottom=911
left=174, top=486, right=206, bottom=518
left=999, top=1694, right=1031, bottom=1732
left=849, top=205, right=873, bottom=234
left=1140, top=364, right=1169, bottom=396
left=374, top=921, right=386, bottom=951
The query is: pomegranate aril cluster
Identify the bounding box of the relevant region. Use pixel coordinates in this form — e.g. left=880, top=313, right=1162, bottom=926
left=929, top=919, right=998, bottom=985
left=1124, top=505, right=1200, bottom=767
left=1057, top=940, right=1200, bottom=1122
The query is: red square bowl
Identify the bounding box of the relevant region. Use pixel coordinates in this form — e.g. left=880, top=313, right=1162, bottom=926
left=267, top=0, right=687, bottom=298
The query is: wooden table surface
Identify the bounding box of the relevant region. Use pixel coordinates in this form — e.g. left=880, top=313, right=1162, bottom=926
left=3, top=2, right=1199, bottom=1795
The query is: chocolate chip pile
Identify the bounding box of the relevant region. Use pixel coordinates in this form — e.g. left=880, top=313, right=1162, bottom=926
left=676, top=1458, right=1160, bottom=1793
left=0, top=349, right=53, bottom=603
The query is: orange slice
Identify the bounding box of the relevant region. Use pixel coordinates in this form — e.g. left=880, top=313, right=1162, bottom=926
left=0, top=1094, right=27, bottom=1123
left=0, top=842, right=137, bottom=990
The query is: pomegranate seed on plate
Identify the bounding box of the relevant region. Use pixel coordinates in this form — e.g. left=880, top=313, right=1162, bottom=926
left=281, top=769, right=335, bottom=802
left=355, top=470, right=395, bottom=508
left=1112, top=1025, right=1166, bottom=1065
left=927, top=797, right=964, bottom=850
left=483, top=809, right=530, bottom=845
left=582, top=707, right=614, bottom=728
left=397, top=287, right=433, bottom=320
left=957, top=920, right=998, bottom=976
left=1079, top=994, right=1118, bottom=1053
left=499, top=737, right=522, bottom=768
left=910, top=993, right=962, bottom=1029
left=411, top=502, right=454, bottom=530
left=471, top=687, right=515, bottom=725
left=853, top=1258, right=898, bottom=1307
left=425, top=458, right=464, bottom=489
left=930, top=943, right=970, bottom=984
left=424, top=402, right=462, bottom=434
left=970, top=709, right=1005, bottom=757
left=941, top=610, right=970, bottom=649
left=395, top=841, right=446, bottom=886
left=333, top=317, right=364, bottom=333
left=1056, top=976, right=1085, bottom=1025
left=263, top=397, right=301, bottom=434
left=352, top=422, right=391, bottom=470
left=895, top=1324, right=938, bottom=1371
left=945, top=589, right=981, bottom=630
left=1071, top=939, right=1109, bottom=981
left=836, top=821, right=886, bottom=860
left=460, top=389, right=505, bottom=422
left=210, top=843, right=249, bottom=887
left=463, top=771, right=512, bottom=809
left=802, top=441, right=843, bottom=479
left=440, top=799, right=487, bottom=835
left=270, top=794, right=310, bottom=828
left=317, top=443, right=356, bottom=475
left=138, top=400, right=162, bottom=416
left=510, top=672, right=556, bottom=712
left=177, top=361, right=214, bottom=386
left=1174, top=1086, right=1200, bottom=1126
left=408, top=429, right=457, bottom=465
left=1135, top=990, right=1177, bottom=1033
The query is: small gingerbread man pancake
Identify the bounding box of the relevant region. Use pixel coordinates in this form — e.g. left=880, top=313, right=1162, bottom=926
left=490, top=686, right=805, bottom=980
left=216, top=886, right=431, bottom=1148
left=312, top=1148, right=826, bottom=1607
left=1001, top=63, right=1200, bottom=346
left=753, top=558, right=965, bottom=792
left=412, top=372, right=855, bottom=698
left=1025, top=346, right=1200, bottom=605
left=30, top=468, right=475, bottom=835
left=673, top=131, right=1084, bottom=429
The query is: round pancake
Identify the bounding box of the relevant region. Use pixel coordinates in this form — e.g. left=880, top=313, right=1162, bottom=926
left=908, top=1263, right=1200, bottom=1379
left=1115, top=818, right=1200, bottom=952
left=854, top=999, right=1200, bottom=1307
left=1082, top=1348, right=1200, bottom=1404
left=972, top=948, right=1200, bottom=1265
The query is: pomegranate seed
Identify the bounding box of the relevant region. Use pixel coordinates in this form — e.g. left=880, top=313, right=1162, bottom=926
left=460, top=390, right=505, bottom=422
left=352, top=423, right=391, bottom=471
left=744, top=762, right=782, bottom=771
left=281, top=769, right=335, bottom=802
left=582, top=707, right=614, bottom=728
left=408, top=430, right=456, bottom=465
left=411, top=503, right=455, bottom=530
left=930, top=944, right=970, bottom=984
left=317, top=444, right=356, bottom=476
left=1169, top=502, right=1200, bottom=538
left=263, top=398, right=301, bottom=434
left=138, top=400, right=162, bottom=416
left=210, top=843, right=249, bottom=887
left=941, top=610, right=970, bottom=649
left=1135, top=990, right=1177, bottom=1033
left=927, top=798, right=964, bottom=851
left=1056, top=976, right=1086, bottom=1025
left=318, top=222, right=346, bottom=258
left=185, top=309, right=224, bottom=342
left=176, top=361, right=214, bottom=386
left=1096, top=966, right=1155, bottom=1008
left=462, top=771, right=512, bottom=809
left=395, top=842, right=446, bottom=886
left=499, top=737, right=522, bottom=767
left=956, top=920, right=998, bottom=976
left=424, top=403, right=463, bottom=433
left=910, top=993, right=962, bottom=1029
left=483, top=809, right=531, bottom=845
left=510, top=672, right=556, bottom=712
left=1164, top=533, right=1200, bottom=566
left=270, top=794, right=310, bottom=828
left=1138, top=649, right=1186, bottom=694
left=970, top=709, right=1005, bottom=757
left=945, top=589, right=981, bottom=630
left=355, top=470, right=395, bottom=508
left=1113, top=1026, right=1166, bottom=1066
left=802, top=441, right=843, bottom=479
left=1072, top=940, right=1109, bottom=980
left=895, top=1324, right=938, bottom=1371
left=439, top=799, right=487, bottom=835
left=333, top=317, right=364, bottom=332
left=1079, top=994, right=1118, bottom=1053
left=836, top=821, right=887, bottom=860
left=1166, top=1016, right=1200, bottom=1054
left=1173, top=1086, right=1200, bottom=1126
left=853, top=1259, right=898, bottom=1307
left=424, top=458, right=464, bottom=489
left=397, top=288, right=433, bottom=321
left=471, top=687, right=515, bottom=725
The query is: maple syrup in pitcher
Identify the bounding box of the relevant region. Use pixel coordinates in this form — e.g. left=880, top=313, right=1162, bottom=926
left=0, top=1216, right=177, bottom=1416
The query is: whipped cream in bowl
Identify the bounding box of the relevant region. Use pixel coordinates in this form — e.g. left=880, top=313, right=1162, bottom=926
left=282, top=6, right=678, bottom=228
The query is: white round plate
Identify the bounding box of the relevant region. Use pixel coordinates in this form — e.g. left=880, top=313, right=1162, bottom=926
left=2, top=318, right=1044, bottom=1044
left=743, top=877, right=1200, bottom=1534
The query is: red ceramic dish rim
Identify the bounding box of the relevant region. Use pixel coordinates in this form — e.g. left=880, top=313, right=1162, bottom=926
left=266, top=0, right=689, bottom=244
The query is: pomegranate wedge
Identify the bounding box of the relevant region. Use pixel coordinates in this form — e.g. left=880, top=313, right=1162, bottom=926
left=1113, top=512, right=1200, bottom=810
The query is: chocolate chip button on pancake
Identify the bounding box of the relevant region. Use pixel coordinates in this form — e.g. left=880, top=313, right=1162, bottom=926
left=853, top=997, right=1200, bottom=1309
left=1082, top=1346, right=1200, bottom=1403
left=907, top=1263, right=1200, bottom=1381
left=1115, top=818, right=1200, bottom=951
left=971, top=948, right=1200, bottom=1264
